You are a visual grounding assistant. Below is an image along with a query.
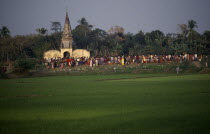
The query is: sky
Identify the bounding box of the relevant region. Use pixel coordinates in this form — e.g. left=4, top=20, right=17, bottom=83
left=0, top=0, right=210, bottom=36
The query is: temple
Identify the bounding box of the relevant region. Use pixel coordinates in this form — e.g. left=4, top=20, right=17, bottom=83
left=60, top=12, right=73, bottom=59
left=44, top=12, right=90, bottom=59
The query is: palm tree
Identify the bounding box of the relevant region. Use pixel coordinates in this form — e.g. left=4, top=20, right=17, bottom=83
left=187, top=20, right=198, bottom=43
left=188, top=20, right=198, bottom=30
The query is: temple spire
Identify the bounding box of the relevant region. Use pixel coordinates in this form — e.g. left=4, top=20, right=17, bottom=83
left=61, top=12, right=73, bottom=49
left=62, top=12, right=72, bottom=40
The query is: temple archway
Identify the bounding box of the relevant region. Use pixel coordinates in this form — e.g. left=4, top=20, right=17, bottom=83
left=64, top=51, right=70, bottom=59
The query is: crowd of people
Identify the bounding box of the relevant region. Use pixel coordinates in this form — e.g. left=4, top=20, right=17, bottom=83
left=44, top=54, right=207, bottom=69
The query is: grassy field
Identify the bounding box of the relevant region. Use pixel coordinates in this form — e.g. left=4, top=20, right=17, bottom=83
left=0, top=73, right=210, bottom=134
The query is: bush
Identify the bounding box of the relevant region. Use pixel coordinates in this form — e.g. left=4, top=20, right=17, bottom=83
left=15, top=58, right=37, bottom=72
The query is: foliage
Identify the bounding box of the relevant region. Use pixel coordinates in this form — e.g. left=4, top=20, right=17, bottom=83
left=36, top=28, right=48, bottom=35
left=14, top=58, right=37, bottom=72
left=107, top=26, right=124, bottom=35
left=50, top=21, right=61, bottom=33
left=0, top=32, right=62, bottom=62
left=0, top=19, right=210, bottom=63
left=72, top=18, right=93, bottom=49
left=0, top=26, right=11, bottom=38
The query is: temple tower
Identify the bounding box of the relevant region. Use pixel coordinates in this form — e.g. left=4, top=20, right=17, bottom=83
left=44, top=12, right=90, bottom=59
left=60, top=12, right=73, bottom=58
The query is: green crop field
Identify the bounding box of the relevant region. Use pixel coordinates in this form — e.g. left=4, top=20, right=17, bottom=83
left=0, top=74, right=210, bottom=134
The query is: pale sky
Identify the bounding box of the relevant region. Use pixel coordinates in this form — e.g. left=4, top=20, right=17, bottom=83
left=0, top=0, right=210, bottom=36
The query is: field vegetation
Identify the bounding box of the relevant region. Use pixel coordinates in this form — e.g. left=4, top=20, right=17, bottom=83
left=0, top=74, right=210, bottom=134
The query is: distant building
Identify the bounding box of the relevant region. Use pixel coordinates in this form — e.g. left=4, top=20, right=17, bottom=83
left=44, top=12, right=90, bottom=59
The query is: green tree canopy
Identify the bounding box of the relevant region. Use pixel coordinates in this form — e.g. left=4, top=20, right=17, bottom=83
left=36, top=28, right=48, bottom=35
left=0, top=26, right=11, bottom=38
left=50, top=22, right=61, bottom=33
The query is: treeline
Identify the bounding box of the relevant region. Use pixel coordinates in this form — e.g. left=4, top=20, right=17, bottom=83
left=0, top=18, right=210, bottom=62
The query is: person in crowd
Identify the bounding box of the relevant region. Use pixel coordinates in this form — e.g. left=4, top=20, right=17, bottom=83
left=90, top=58, right=93, bottom=67
left=121, top=56, right=125, bottom=65
left=95, top=58, right=99, bottom=66
left=43, top=54, right=205, bottom=69
left=176, top=66, right=180, bottom=75
left=205, top=56, right=208, bottom=68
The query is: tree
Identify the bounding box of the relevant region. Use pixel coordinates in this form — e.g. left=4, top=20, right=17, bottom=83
left=78, top=18, right=93, bottom=28
left=134, top=31, right=145, bottom=45
left=143, top=45, right=155, bottom=55
left=129, top=43, right=142, bottom=56
left=170, top=43, right=189, bottom=55
left=187, top=20, right=198, bottom=43
left=178, top=24, right=188, bottom=40
left=0, top=26, right=11, bottom=38
left=202, top=31, right=210, bottom=54
left=36, top=28, right=48, bottom=35
left=86, top=28, right=110, bottom=56
left=72, top=18, right=93, bottom=49
left=148, top=30, right=164, bottom=41
left=188, top=20, right=198, bottom=30
left=108, top=26, right=124, bottom=35
left=50, top=22, right=61, bottom=33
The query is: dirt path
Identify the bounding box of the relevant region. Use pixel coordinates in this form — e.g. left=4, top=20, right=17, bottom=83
left=0, top=94, right=52, bottom=98
left=95, top=75, right=171, bottom=82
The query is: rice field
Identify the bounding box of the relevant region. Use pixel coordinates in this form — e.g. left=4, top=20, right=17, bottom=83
left=0, top=74, right=210, bottom=134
